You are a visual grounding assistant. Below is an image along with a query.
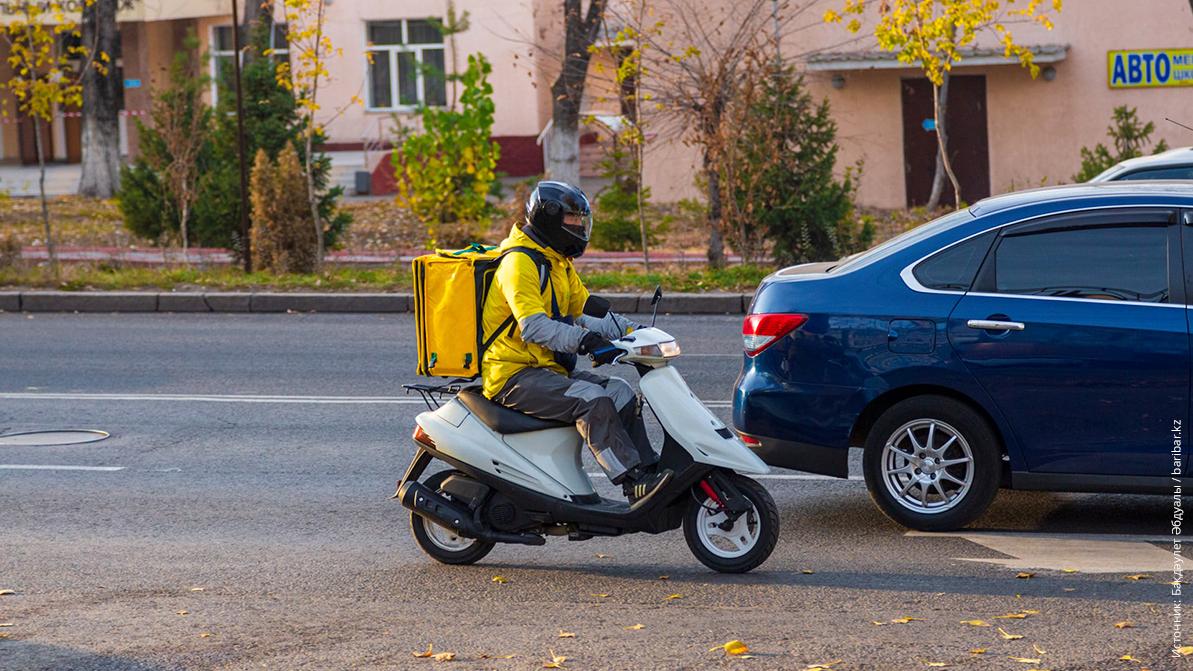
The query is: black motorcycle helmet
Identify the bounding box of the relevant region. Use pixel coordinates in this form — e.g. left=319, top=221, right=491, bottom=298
left=523, top=181, right=593, bottom=258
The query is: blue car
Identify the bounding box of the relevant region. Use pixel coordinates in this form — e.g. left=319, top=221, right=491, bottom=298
left=734, top=182, right=1191, bottom=530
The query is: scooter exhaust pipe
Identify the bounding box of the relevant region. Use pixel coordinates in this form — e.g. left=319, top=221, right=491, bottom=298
left=398, top=481, right=545, bottom=546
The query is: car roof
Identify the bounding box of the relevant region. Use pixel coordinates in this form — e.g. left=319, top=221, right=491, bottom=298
left=1099, top=145, right=1193, bottom=175
left=968, top=181, right=1193, bottom=216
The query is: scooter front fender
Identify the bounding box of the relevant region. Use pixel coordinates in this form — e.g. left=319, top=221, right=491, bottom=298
left=640, top=366, right=770, bottom=475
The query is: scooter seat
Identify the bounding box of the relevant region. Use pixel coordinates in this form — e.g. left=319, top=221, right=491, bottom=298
left=457, top=389, right=572, bottom=434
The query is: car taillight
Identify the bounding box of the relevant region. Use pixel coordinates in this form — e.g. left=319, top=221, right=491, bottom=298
left=742, top=313, right=808, bottom=356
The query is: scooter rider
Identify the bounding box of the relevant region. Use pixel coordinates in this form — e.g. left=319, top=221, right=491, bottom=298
left=481, top=181, right=673, bottom=509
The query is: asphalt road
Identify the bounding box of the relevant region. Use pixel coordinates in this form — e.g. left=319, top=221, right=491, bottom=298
left=0, top=313, right=1180, bottom=670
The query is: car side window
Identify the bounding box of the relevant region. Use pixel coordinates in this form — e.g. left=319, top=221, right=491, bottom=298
left=1115, top=166, right=1193, bottom=181
left=984, top=225, right=1169, bottom=303
left=912, top=230, right=995, bottom=291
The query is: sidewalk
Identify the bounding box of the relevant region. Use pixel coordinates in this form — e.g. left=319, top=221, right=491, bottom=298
left=0, top=290, right=753, bottom=314
left=20, top=246, right=742, bottom=266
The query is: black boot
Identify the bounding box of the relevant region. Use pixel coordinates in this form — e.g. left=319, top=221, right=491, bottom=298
left=622, top=468, right=674, bottom=510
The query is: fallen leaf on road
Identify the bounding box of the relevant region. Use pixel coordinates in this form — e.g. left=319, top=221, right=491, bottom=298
left=1021, top=610, right=1040, bottom=615
left=1120, top=654, right=1141, bottom=662
left=804, top=660, right=841, bottom=670
left=491, top=576, right=508, bottom=584
left=1016, top=572, right=1035, bottom=579
left=543, top=649, right=567, bottom=668
left=176, top=610, right=189, bottom=616
left=0, top=623, right=13, bottom=627
left=0, top=633, right=8, bottom=639
left=432, top=652, right=455, bottom=662
left=189, top=587, right=204, bottom=592
left=923, top=662, right=949, bottom=668
left=1009, top=657, right=1041, bottom=664
left=1125, top=574, right=1151, bottom=581
left=413, top=644, right=435, bottom=658
left=199, top=632, right=212, bottom=638
left=871, top=621, right=888, bottom=626
left=0, top=590, right=14, bottom=596
left=592, top=593, right=610, bottom=598
left=801, top=569, right=815, bottom=574
left=657, top=575, right=669, bottom=580
left=479, top=654, right=516, bottom=660
left=1061, top=568, right=1078, bottom=574
left=624, top=624, right=645, bottom=630
left=709, top=640, right=750, bottom=656
left=557, top=630, right=575, bottom=639
left=960, top=619, right=990, bottom=627
left=995, top=613, right=1028, bottom=619
left=969, top=648, right=986, bottom=655
left=1033, top=644, right=1047, bottom=655
left=1177, top=646, right=1193, bottom=656
left=595, top=553, right=610, bottom=559
left=997, top=627, right=1023, bottom=641
left=1114, top=621, right=1134, bottom=629
left=890, top=616, right=921, bottom=624
left=665, top=593, right=683, bottom=601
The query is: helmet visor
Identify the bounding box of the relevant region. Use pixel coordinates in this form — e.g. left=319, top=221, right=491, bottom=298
left=562, top=212, right=593, bottom=242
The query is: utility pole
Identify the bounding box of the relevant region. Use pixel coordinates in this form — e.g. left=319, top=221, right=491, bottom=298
left=230, top=0, right=253, bottom=272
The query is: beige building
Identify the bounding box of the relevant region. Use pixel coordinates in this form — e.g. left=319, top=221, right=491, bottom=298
left=4, top=0, right=1193, bottom=209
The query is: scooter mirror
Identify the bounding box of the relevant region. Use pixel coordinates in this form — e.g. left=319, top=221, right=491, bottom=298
left=583, top=295, right=611, bottom=319
left=650, top=286, right=663, bottom=327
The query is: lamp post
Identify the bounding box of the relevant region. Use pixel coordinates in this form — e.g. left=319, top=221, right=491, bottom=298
left=230, top=0, right=253, bottom=272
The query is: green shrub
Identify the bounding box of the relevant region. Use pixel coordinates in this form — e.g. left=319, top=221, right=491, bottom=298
left=1075, top=106, right=1170, bottom=182
left=590, top=135, right=663, bottom=252
left=394, top=53, right=500, bottom=247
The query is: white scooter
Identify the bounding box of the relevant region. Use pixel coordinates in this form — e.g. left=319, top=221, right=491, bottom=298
left=395, top=294, right=779, bottom=573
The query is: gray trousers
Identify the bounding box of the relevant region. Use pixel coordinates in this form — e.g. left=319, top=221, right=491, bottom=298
left=493, top=367, right=657, bottom=484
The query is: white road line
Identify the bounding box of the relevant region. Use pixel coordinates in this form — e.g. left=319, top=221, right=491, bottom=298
left=906, top=530, right=1174, bottom=573
left=0, top=391, right=737, bottom=407
left=0, top=464, right=125, bottom=472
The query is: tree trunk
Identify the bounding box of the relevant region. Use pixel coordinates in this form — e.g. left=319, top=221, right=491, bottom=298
left=306, top=0, right=327, bottom=270
left=925, top=70, right=954, bottom=206
left=927, top=75, right=962, bottom=211
left=704, top=147, right=725, bottom=268
left=546, top=116, right=581, bottom=185
left=181, top=201, right=190, bottom=263
left=32, top=115, right=58, bottom=278
left=78, top=0, right=122, bottom=198
left=546, top=0, right=606, bottom=183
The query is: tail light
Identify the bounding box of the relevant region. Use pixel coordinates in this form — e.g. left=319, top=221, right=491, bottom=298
left=738, top=432, right=762, bottom=448
left=742, top=313, right=808, bottom=356
left=413, top=425, right=435, bottom=447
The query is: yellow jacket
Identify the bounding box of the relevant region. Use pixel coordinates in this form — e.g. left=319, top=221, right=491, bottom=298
left=481, top=227, right=590, bottom=398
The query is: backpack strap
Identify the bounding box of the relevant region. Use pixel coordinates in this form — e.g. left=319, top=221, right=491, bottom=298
left=480, top=247, right=556, bottom=355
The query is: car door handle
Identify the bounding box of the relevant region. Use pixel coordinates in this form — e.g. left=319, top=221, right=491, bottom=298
left=967, top=319, right=1025, bottom=332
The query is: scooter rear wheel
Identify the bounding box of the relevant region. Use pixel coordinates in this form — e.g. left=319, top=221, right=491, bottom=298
left=410, top=470, right=495, bottom=565
left=683, top=473, right=779, bottom=573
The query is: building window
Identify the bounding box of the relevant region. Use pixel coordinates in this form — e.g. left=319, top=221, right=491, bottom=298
left=211, top=23, right=289, bottom=105
left=365, top=19, right=446, bottom=111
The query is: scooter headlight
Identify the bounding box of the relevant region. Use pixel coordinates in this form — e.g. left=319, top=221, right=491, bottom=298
left=634, top=341, right=681, bottom=359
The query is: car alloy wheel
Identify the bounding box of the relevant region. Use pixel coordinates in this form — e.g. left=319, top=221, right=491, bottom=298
left=880, top=418, right=974, bottom=514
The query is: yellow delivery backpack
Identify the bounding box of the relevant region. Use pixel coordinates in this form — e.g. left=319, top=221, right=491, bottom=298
left=413, top=243, right=550, bottom=378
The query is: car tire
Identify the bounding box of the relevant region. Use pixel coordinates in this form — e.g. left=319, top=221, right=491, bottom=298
left=862, top=395, right=1000, bottom=531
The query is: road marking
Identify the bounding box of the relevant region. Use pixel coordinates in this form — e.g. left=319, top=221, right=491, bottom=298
left=906, top=530, right=1174, bottom=573
left=0, top=464, right=124, bottom=472
left=0, top=391, right=737, bottom=407
left=586, top=471, right=860, bottom=481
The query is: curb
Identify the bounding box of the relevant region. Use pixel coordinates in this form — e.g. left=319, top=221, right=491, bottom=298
left=0, top=291, right=754, bottom=315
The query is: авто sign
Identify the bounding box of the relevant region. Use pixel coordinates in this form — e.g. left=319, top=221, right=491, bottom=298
left=1108, top=49, right=1193, bottom=88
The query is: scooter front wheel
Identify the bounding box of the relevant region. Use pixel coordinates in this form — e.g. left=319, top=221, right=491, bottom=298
left=409, top=470, right=495, bottom=565
left=683, top=473, right=779, bottom=573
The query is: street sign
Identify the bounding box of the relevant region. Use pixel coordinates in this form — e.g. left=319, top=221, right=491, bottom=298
left=1108, top=48, right=1193, bottom=88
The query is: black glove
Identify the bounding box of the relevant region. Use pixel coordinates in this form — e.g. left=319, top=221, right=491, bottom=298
left=579, top=331, right=620, bottom=366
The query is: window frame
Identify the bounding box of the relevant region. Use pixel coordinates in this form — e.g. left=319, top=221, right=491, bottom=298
left=363, top=18, right=446, bottom=112
left=210, top=23, right=289, bottom=106
left=970, top=208, right=1182, bottom=306
left=911, top=229, right=996, bottom=292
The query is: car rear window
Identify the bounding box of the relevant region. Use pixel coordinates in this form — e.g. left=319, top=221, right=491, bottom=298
left=1114, top=166, right=1193, bottom=181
